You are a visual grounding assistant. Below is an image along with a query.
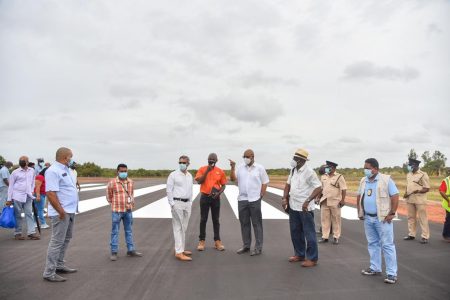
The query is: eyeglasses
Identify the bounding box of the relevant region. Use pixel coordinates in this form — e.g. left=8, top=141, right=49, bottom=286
left=179, top=162, right=187, bottom=164
left=243, top=156, right=252, bottom=159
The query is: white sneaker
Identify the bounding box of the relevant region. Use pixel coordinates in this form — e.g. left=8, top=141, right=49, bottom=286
left=41, top=224, right=50, bottom=229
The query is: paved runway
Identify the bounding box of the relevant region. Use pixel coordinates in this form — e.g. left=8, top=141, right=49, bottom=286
left=0, top=179, right=449, bottom=300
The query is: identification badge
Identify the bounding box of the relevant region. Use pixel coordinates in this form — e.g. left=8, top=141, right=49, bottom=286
left=127, top=197, right=132, bottom=204
left=367, top=189, right=372, bottom=196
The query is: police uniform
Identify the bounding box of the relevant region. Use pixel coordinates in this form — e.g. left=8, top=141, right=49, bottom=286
left=404, top=158, right=430, bottom=241
left=319, top=161, right=347, bottom=243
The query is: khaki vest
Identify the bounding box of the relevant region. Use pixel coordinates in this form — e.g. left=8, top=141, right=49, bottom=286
left=358, top=173, right=394, bottom=221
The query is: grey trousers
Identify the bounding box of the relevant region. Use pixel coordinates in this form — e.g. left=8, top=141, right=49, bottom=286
left=238, top=200, right=263, bottom=250
left=43, top=213, right=75, bottom=278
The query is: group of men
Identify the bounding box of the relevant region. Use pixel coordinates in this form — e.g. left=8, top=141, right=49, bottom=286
left=1, top=146, right=449, bottom=286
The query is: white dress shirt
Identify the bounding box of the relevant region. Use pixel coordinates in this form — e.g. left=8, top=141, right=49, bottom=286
left=236, top=163, right=269, bottom=202
left=287, top=164, right=321, bottom=211
left=166, top=169, right=193, bottom=206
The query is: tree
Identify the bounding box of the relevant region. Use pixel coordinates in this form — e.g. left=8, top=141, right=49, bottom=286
left=0, top=155, right=5, bottom=165
left=421, top=150, right=447, bottom=176
left=408, top=149, right=418, bottom=160
left=77, top=162, right=103, bottom=177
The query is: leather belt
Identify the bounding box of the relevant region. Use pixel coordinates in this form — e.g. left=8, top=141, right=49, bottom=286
left=174, top=198, right=189, bottom=202
left=365, top=213, right=377, bottom=217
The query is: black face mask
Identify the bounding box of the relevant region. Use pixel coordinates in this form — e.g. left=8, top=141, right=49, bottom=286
left=19, top=160, right=27, bottom=168
left=208, top=160, right=216, bottom=166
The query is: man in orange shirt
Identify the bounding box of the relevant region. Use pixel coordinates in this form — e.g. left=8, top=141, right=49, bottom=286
left=195, top=153, right=227, bottom=251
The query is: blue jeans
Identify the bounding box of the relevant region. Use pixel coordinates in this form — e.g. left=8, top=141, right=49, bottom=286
left=364, top=215, right=398, bottom=276
left=289, top=209, right=318, bottom=261
left=13, top=196, right=36, bottom=236
left=110, top=210, right=135, bottom=253
left=34, top=194, right=47, bottom=225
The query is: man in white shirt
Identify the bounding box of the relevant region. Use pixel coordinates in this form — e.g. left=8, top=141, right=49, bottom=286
left=167, top=155, right=194, bottom=261
left=282, top=148, right=322, bottom=267
left=230, top=149, right=269, bottom=256
left=0, top=161, right=13, bottom=209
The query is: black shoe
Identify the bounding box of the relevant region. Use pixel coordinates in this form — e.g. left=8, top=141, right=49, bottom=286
left=250, top=249, right=262, bottom=256
left=236, top=247, right=250, bottom=254
left=127, top=250, right=143, bottom=257
left=318, top=238, right=328, bottom=243
left=333, top=238, right=339, bottom=245
left=420, top=238, right=428, bottom=244
left=110, top=253, right=118, bottom=261
left=44, top=274, right=67, bottom=282
left=361, top=268, right=381, bottom=276
left=56, top=266, right=77, bottom=274
left=403, top=235, right=415, bottom=240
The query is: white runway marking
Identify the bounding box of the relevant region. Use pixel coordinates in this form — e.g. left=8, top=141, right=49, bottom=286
left=266, top=187, right=400, bottom=221
left=133, top=185, right=201, bottom=219
left=77, top=184, right=167, bottom=214
left=223, top=185, right=288, bottom=220
left=80, top=185, right=107, bottom=192
left=80, top=183, right=104, bottom=188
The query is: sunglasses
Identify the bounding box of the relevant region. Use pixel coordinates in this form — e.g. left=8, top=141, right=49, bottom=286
left=179, top=162, right=188, bottom=164
left=243, top=156, right=252, bottom=159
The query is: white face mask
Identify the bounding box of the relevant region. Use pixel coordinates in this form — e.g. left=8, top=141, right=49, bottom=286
left=179, top=163, right=187, bottom=171
left=290, top=160, right=298, bottom=168
left=244, top=158, right=252, bottom=165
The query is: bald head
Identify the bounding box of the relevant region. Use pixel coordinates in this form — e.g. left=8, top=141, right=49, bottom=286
left=208, top=153, right=218, bottom=161
left=55, top=147, right=73, bottom=165
left=5, top=161, right=13, bottom=168
left=243, top=149, right=255, bottom=166
left=18, top=156, right=29, bottom=168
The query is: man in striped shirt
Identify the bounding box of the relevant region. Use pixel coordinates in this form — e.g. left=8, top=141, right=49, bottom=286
left=106, top=163, right=142, bottom=261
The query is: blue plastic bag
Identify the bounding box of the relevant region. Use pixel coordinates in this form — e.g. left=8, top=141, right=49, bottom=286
left=0, top=206, right=16, bottom=229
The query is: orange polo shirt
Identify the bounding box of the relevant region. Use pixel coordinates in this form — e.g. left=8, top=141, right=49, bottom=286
left=195, top=166, right=227, bottom=195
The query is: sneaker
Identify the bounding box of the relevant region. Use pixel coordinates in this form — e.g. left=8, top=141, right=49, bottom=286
left=403, top=235, right=415, bottom=240
left=127, top=251, right=143, bottom=257
left=110, top=253, right=118, bottom=261
left=41, top=224, right=50, bottom=229
left=420, top=238, right=428, bottom=244
left=318, top=238, right=328, bottom=243
left=384, top=275, right=397, bottom=284
left=361, top=268, right=381, bottom=276
left=197, top=240, right=205, bottom=251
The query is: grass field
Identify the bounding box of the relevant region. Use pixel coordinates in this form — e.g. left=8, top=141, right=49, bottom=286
left=269, top=174, right=445, bottom=202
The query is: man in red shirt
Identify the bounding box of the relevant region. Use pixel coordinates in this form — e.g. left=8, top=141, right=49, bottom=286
left=195, top=153, right=227, bottom=251
left=107, top=163, right=143, bottom=261
left=439, top=171, right=450, bottom=242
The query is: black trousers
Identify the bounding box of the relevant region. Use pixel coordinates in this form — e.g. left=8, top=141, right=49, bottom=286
left=443, top=210, right=450, bottom=239
left=199, top=194, right=221, bottom=241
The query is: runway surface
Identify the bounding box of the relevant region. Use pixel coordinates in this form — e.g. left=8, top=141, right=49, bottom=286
left=0, top=179, right=449, bottom=300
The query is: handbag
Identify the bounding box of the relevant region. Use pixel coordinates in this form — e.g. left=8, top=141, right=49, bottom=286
left=0, top=205, right=16, bottom=229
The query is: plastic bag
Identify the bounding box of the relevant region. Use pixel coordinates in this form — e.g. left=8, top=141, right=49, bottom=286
left=0, top=206, right=16, bottom=229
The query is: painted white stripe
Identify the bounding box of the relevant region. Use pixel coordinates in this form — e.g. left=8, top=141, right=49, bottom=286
left=133, top=185, right=201, bottom=219
left=77, top=184, right=167, bottom=214
left=266, top=187, right=400, bottom=221
left=80, top=183, right=104, bottom=188
left=223, top=185, right=288, bottom=220
left=80, top=185, right=107, bottom=192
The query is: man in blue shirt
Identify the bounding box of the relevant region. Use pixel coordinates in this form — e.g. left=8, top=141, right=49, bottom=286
left=0, top=161, right=13, bottom=209
left=357, top=158, right=399, bottom=284
left=43, top=147, right=79, bottom=282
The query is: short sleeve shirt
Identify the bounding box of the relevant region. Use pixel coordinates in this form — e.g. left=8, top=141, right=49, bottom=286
left=35, top=174, right=46, bottom=195
left=195, top=166, right=227, bottom=195
left=45, top=162, right=79, bottom=216
left=287, top=164, right=322, bottom=211
left=0, top=166, right=10, bottom=188
left=320, top=172, right=347, bottom=205
left=406, top=170, right=430, bottom=204
left=358, top=175, right=399, bottom=214
left=236, top=163, right=270, bottom=202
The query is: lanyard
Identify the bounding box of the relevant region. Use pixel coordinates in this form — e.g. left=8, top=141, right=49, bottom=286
left=119, top=181, right=132, bottom=203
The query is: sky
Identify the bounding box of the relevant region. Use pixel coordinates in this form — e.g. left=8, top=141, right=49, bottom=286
left=1, top=0, right=449, bottom=170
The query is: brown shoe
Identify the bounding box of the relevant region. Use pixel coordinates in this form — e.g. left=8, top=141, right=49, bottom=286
left=288, top=256, right=305, bottom=262
left=175, top=253, right=192, bottom=261
left=214, top=240, right=225, bottom=251
left=197, top=240, right=205, bottom=251
left=14, top=234, right=25, bottom=240
left=183, top=250, right=192, bottom=256
left=301, top=260, right=318, bottom=267
left=27, top=233, right=41, bottom=240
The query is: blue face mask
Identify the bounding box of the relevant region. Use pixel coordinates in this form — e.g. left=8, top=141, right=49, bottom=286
left=118, top=172, right=128, bottom=179
left=179, top=163, right=187, bottom=171
left=407, top=165, right=413, bottom=172
left=364, top=168, right=373, bottom=178
left=325, top=167, right=331, bottom=174
left=68, top=158, right=74, bottom=167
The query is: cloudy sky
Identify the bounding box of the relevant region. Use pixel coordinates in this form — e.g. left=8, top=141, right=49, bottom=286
left=1, top=0, right=449, bottom=170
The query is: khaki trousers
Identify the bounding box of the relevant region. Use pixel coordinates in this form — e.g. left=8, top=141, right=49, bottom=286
left=320, top=200, right=341, bottom=239
left=407, top=203, right=429, bottom=239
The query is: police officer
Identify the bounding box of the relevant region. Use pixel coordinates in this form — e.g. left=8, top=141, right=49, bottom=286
left=403, top=158, right=431, bottom=244
left=318, top=161, right=347, bottom=245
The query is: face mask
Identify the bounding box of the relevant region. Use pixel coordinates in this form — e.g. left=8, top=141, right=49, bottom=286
left=38, top=162, right=44, bottom=166
left=325, top=167, right=331, bottom=174
left=179, top=163, right=187, bottom=171
left=118, top=172, right=128, bottom=179
left=67, top=158, right=74, bottom=167
left=364, top=168, right=373, bottom=178
left=407, top=165, right=413, bottom=172
left=208, top=160, right=216, bottom=167
left=244, top=158, right=252, bottom=165
left=290, top=160, right=298, bottom=168
left=19, top=160, right=27, bottom=168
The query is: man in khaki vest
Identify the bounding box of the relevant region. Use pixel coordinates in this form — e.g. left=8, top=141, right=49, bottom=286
left=318, top=161, right=347, bottom=245
left=403, top=158, right=430, bottom=244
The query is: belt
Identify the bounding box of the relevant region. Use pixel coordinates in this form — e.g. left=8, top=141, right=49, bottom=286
left=365, top=213, right=377, bottom=217
left=174, top=198, right=189, bottom=202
